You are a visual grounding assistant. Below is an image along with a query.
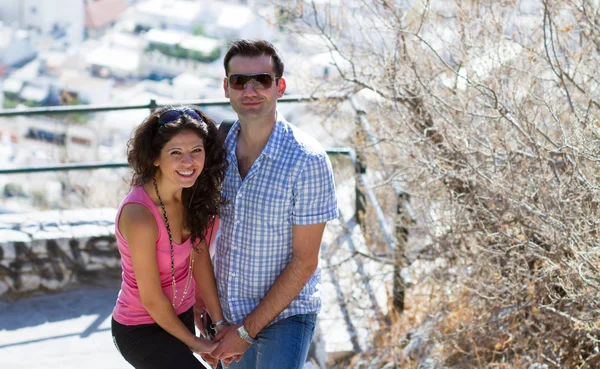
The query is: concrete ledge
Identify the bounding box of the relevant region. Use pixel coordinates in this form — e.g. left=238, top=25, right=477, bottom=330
left=0, top=208, right=120, bottom=299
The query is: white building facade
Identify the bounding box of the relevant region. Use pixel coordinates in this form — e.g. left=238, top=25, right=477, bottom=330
left=0, top=0, right=85, bottom=46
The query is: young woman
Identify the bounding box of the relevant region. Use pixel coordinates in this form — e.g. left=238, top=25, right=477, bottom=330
left=111, top=106, right=228, bottom=369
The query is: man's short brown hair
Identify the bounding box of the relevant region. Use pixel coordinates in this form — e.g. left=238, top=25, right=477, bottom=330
left=223, top=39, right=285, bottom=77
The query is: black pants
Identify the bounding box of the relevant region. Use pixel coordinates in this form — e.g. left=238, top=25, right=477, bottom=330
left=112, top=307, right=208, bottom=369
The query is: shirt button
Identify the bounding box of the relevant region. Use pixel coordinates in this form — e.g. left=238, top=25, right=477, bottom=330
left=231, top=272, right=236, bottom=277
left=235, top=220, right=241, bottom=224
left=238, top=193, right=243, bottom=198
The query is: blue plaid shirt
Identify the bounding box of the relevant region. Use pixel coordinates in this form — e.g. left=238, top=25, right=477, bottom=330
left=214, top=116, right=339, bottom=325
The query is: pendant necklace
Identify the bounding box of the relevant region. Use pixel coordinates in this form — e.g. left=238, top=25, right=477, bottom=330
left=152, top=175, right=194, bottom=309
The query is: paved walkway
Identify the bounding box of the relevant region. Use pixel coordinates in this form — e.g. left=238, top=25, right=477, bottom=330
left=0, top=286, right=131, bottom=369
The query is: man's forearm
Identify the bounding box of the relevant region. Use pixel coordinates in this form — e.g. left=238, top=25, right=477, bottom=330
left=243, top=257, right=317, bottom=338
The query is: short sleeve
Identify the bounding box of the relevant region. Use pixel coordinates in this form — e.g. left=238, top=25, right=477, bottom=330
left=292, top=152, right=339, bottom=225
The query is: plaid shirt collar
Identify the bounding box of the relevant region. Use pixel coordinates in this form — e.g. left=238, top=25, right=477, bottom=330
left=224, top=116, right=284, bottom=162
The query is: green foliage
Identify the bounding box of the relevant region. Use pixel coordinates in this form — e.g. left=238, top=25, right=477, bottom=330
left=3, top=96, right=19, bottom=109
left=31, top=189, right=48, bottom=208
left=192, top=24, right=205, bottom=36
left=146, top=42, right=222, bottom=63
left=63, top=97, right=91, bottom=125
left=4, top=183, right=24, bottom=197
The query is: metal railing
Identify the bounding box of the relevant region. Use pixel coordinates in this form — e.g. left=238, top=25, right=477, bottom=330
left=0, top=95, right=321, bottom=117
left=1, top=96, right=410, bottom=315
left=0, top=162, right=128, bottom=174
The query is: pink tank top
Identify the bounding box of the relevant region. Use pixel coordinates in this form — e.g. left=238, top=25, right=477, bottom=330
left=112, top=185, right=195, bottom=325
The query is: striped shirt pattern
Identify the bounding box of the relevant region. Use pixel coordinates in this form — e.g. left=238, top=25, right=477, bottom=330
left=215, top=117, right=339, bottom=325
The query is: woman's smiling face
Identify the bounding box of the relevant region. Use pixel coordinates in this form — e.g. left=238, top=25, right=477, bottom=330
left=153, top=129, right=205, bottom=188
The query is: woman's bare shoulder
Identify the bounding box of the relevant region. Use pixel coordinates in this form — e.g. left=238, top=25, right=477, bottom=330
left=119, top=203, right=158, bottom=241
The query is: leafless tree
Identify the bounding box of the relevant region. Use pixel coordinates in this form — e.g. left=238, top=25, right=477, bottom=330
left=272, top=0, right=600, bottom=367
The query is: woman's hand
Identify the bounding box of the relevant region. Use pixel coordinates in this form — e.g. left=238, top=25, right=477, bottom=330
left=189, top=336, right=220, bottom=368
left=194, top=305, right=209, bottom=338
left=188, top=336, right=218, bottom=354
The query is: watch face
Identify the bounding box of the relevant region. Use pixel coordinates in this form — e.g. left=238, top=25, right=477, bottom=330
left=237, top=325, right=255, bottom=344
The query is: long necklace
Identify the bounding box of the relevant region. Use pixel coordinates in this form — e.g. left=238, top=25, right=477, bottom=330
left=152, top=175, right=194, bottom=309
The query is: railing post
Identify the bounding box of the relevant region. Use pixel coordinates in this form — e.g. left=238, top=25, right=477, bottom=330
left=355, top=153, right=367, bottom=232
left=393, top=190, right=410, bottom=313
left=149, top=99, right=158, bottom=113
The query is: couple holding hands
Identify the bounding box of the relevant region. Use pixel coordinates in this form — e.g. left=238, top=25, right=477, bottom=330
left=110, top=39, right=339, bottom=369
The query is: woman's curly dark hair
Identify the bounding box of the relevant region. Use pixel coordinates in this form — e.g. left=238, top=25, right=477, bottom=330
left=127, top=105, right=228, bottom=246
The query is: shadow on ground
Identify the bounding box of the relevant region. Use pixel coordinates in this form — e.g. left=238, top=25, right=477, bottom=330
left=0, top=278, right=120, bottom=332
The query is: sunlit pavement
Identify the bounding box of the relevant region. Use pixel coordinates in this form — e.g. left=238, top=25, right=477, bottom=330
left=0, top=285, right=132, bottom=369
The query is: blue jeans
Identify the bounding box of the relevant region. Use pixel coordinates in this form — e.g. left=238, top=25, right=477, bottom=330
left=228, top=314, right=317, bottom=369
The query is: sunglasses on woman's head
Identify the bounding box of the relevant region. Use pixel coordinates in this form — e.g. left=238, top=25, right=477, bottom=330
left=158, top=108, right=203, bottom=126
left=228, top=73, right=279, bottom=90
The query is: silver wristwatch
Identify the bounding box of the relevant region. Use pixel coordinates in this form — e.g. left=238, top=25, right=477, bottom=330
left=237, top=324, right=257, bottom=345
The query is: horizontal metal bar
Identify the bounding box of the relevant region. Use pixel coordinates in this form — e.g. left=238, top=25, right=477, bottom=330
left=0, top=102, right=151, bottom=117
left=325, top=148, right=354, bottom=156
left=0, top=162, right=129, bottom=174
left=0, top=95, right=326, bottom=117
left=0, top=148, right=355, bottom=174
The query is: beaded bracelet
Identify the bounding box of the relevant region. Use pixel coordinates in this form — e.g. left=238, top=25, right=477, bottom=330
left=211, top=320, right=229, bottom=330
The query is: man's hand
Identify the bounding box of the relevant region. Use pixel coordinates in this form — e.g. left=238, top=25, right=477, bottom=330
left=222, top=354, right=243, bottom=367
left=201, top=323, right=232, bottom=366
left=210, top=324, right=251, bottom=363
left=199, top=353, right=219, bottom=368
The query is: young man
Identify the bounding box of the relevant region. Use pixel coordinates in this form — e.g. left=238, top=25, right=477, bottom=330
left=209, top=40, right=339, bottom=369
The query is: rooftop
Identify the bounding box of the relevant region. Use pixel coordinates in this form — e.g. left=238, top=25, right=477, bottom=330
left=86, top=46, right=140, bottom=73
left=85, top=0, right=128, bottom=29
left=133, top=0, right=204, bottom=25
left=60, top=69, right=114, bottom=91
left=19, top=84, right=48, bottom=102
left=178, top=35, right=220, bottom=54
left=145, top=28, right=184, bottom=46
left=2, top=78, right=23, bottom=94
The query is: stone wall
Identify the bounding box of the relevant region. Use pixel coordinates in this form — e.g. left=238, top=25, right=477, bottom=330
left=0, top=208, right=120, bottom=298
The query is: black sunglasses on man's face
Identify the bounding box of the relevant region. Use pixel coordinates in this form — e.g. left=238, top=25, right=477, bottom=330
left=228, top=73, right=279, bottom=90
